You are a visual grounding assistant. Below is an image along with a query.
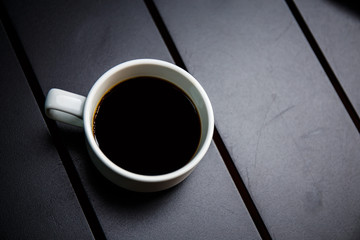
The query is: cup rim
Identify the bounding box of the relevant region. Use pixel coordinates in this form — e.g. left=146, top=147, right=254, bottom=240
left=83, top=59, right=214, bottom=183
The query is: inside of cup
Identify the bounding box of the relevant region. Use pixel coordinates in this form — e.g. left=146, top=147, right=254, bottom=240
left=88, top=61, right=211, bottom=163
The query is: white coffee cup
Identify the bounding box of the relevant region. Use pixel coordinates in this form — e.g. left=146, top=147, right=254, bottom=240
left=45, top=59, right=214, bottom=192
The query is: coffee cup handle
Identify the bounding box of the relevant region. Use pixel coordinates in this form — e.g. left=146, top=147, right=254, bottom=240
left=44, top=88, right=86, bottom=127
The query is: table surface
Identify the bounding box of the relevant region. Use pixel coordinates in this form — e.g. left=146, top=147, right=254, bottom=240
left=1, top=0, right=360, bottom=239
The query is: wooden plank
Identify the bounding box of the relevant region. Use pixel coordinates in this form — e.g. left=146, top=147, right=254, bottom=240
left=0, top=23, right=94, bottom=239
left=294, top=0, right=360, bottom=117
left=1, top=0, right=261, bottom=239
left=154, top=0, right=360, bottom=239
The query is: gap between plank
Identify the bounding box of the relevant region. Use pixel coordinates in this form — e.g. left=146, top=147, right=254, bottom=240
left=144, top=0, right=272, bottom=239
left=285, top=0, right=360, bottom=133
left=0, top=2, right=106, bottom=239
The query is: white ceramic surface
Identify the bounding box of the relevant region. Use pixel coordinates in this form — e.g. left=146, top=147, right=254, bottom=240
left=45, top=59, right=214, bottom=192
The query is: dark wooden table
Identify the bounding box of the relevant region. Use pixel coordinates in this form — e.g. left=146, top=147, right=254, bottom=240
left=1, top=0, right=359, bottom=239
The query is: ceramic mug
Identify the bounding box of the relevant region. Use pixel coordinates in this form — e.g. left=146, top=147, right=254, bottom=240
left=44, top=59, right=214, bottom=192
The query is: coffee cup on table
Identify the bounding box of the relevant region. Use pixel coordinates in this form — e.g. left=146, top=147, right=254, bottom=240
left=45, top=59, right=214, bottom=192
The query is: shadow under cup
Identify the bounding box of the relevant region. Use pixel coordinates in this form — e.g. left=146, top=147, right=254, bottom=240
left=83, top=60, right=214, bottom=192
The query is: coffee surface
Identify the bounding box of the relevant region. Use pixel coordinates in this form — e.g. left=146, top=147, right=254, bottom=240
left=93, top=76, right=201, bottom=175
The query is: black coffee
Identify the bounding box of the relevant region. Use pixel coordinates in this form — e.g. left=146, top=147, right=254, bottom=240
left=93, top=76, right=201, bottom=175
